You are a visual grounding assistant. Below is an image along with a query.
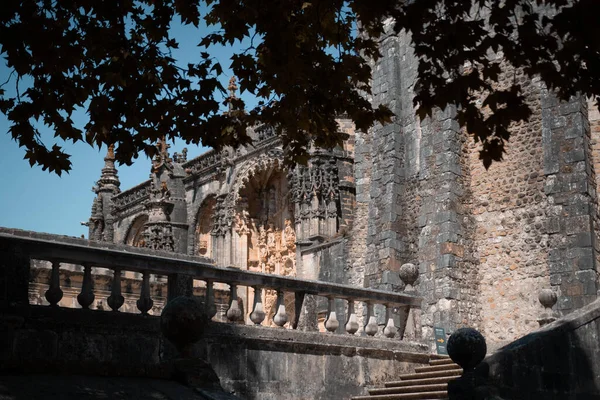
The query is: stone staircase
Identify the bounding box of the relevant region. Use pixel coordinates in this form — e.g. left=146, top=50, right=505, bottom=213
left=351, top=356, right=461, bottom=400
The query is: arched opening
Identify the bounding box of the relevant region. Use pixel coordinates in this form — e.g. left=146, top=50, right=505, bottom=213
left=195, top=196, right=216, bottom=258
left=124, top=214, right=149, bottom=247
left=235, top=162, right=297, bottom=326
left=238, top=166, right=296, bottom=276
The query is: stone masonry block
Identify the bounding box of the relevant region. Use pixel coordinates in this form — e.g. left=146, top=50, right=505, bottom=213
left=440, top=242, right=465, bottom=258
left=548, top=261, right=570, bottom=274
left=437, top=254, right=457, bottom=269
left=577, top=255, right=595, bottom=271
left=107, top=335, right=160, bottom=365
left=565, top=216, right=591, bottom=235
left=564, top=149, right=586, bottom=164
left=58, top=332, right=107, bottom=362
left=568, top=232, right=593, bottom=248
left=434, top=211, right=458, bottom=224
left=575, top=271, right=597, bottom=295
left=14, top=329, right=58, bottom=361
left=566, top=247, right=593, bottom=260
left=437, top=232, right=459, bottom=244
left=547, top=218, right=561, bottom=234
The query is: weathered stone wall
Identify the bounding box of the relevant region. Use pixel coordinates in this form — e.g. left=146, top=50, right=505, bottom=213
left=362, top=27, right=480, bottom=345
left=468, top=69, right=549, bottom=343
left=358, top=24, right=600, bottom=348
left=482, top=298, right=600, bottom=399
left=542, top=93, right=600, bottom=314
left=0, top=305, right=430, bottom=400
left=208, top=323, right=428, bottom=400
left=337, top=118, right=356, bottom=233
left=364, top=28, right=405, bottom=286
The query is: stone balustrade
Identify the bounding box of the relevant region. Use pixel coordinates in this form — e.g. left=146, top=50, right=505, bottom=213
left=112, top=180, right=152, bottom=210
left=0, top=228, right=422, bottom=339
left=182, top=149, right=221, bottom=177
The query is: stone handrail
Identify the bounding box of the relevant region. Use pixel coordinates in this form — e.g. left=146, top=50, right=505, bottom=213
left=0, top=228, right=421, bottom=338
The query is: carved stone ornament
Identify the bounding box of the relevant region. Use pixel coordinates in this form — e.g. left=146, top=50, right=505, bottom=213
left=143, top=223, right=175, bottom=252
left=235, top=197, right=251, bottom=235
left=151, top=136, right=173, bottom=174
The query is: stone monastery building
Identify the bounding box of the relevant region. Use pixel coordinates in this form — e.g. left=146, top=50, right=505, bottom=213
left=78, top=28, right=600, bottom=349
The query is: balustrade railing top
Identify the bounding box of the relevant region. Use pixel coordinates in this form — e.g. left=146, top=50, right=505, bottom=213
left=1, top=228, right=422, bottom=338
left=112, top=179, right=151, bottom=210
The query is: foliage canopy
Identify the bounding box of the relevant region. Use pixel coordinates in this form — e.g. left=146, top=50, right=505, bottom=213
left=1, top=0, right=598, bottom=174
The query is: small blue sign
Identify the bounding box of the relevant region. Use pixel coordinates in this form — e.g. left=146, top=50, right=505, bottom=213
left=434, top=326, right=448, bottom=355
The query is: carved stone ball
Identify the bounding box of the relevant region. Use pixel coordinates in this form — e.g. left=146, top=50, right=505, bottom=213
left=399, top=263, right=419, bottom=287
left=538, top=289, right=557, bottom=310
left=447, top=328, right=487, bottom=371
left=161, top=296, right=208, bottom=354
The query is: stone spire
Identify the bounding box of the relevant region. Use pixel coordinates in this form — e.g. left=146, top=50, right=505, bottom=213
left=151, top=136, right=173, bottom=174
left=87, top=144, right=121, bottom=241
left=226, top=76, right=239, bottom=114
left=142, top=137, right=189, bottom=255
left=97, top=144, right=121, bottom=195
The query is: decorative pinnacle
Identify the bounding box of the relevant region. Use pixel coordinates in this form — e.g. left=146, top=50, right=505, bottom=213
left=228, top=76, right=238, bottom=99
left=95, top=144, right=120, bottom=194
left=152, top=136, right=173, bottom=173
left=106, top=143, right=115, bottom=160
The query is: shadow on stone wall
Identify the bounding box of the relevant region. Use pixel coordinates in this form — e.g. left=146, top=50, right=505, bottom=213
left=449, top=299, right=600, bottom=399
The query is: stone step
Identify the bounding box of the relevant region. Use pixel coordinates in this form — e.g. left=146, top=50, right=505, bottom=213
left=415, top=364, right=461, bottom=373
left=368, top=383, right=448, bottom=396
left=395, top=369, right=462, bottom=381
left=428, top=354, right=451, bottom=360
left=385, top=376, right=457, bottom=388
left=428, top=358, right=456, bottom=366
left=351, top=390, right=449, bottom=400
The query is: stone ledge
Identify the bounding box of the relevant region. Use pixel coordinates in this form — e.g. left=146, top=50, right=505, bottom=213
left=299, top=237, right=345, bottom=255
left=205, top=323, right=429, bottom=361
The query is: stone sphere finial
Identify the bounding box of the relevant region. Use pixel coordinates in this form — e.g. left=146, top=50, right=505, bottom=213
left=447, top=328, right=487, bottom=371
left=538, top=289, right=558, bottom=327
left=399, top=263, right=419, bottom=291
left=538, top=288, right=557, bottom=310
left=161, top=296, right=209, bottom=357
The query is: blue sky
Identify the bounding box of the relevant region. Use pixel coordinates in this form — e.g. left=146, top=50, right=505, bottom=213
left=0, top=15, right=254, bottom=237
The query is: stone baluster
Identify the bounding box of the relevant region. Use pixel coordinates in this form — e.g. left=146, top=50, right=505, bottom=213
left=250, top=286, right=266, bottom=325
left=107, top=268, right=124, bottom=312
left=364, top=302, right=378, bottom=336
left=205, top=280, right=217, bottom=320
left=324, top=296, right=339, bottom=333
left=44, top=261, right=63, bottom=307
left=399, top=263, right=421, bottom=339
left=77, top=263, right=95, bottom=309
left=273, top=290, right=288, bottom=327
left=137, top=271, right=154, bottom=314
left=538, top=288, right=558, bottom=327
left=226, top=284, right=243, bottom=321
left=383, top=304, right=398, bottom=338
left=345, top=299, right=359, bottom=334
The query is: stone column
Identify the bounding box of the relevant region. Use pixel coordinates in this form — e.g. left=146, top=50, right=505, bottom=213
left=542, top=91, right=599, bottom=312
